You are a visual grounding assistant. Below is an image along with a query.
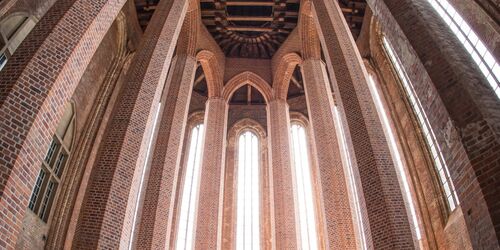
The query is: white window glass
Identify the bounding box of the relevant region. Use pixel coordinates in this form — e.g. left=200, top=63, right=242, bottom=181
left=426, top=0, right=500, bottom=99
left=290, top=124, right=319, bottom=249
left=333, top=107, right=367, bottom=250
left=0, top=53, right=7, bottom=71
left=129, top=103, right=162, bottom=250
left=176, top=124, right=205, bottom=250
left=27, top=104, right=75, bottom=223
left=236, top=131, right=260, bottom=250
left=383, top=37, right=459, bottom=211
left=367, top=74, right=421, bottom=240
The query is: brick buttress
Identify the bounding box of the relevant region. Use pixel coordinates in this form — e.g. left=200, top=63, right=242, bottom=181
left=311, top=0, right=416, bottom=248
left=71, top=0, right=189, bottom=247
left=135, top=55, right=197, bottom=249
left=195, top=97, right=228, bottom=248
left=266, top=98, right=298, bottom=249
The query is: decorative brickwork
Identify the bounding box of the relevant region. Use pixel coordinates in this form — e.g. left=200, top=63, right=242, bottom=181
left=71, top=0, right=189, bottom=247
left=197, top=50, right=224, bottom=98
left=365, top=0, right=500, bottom=247
left=311, top=0, right=416, bottom=248
left=266, top=99, right=298, bottom=249
left=135, top=55, right=197, bottom=249
left=301, top=59, right=357, bottom=249
left=1, top=0, right=499, bottom=248
left=195, top=97, right=228, bottom=248
left=223, top=71, right=274, bottom=102
left=273, top=53, right=303, bottom=100
left=0, top=0, right=130, bottom=248
left=46, top=13, right=131, bottom=249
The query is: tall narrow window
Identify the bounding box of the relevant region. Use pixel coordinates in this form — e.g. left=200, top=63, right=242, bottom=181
left=28, top=103, right=75, bottom=222
left=383, top=37, right=459, bottom=211
left=426, top=0, right=500, bottom=98
left=129, top=103, right=162, bottom=250
left=176, top=124, right=205, bottom=250
left=367, top=74, right=421, bottom=239
left=236, top=131, right=260, bottom=250
left=290, top=123, right=318, bottom=249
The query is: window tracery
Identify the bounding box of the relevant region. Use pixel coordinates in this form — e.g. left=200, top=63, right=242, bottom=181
left=28, top=103, right=75, bottom=222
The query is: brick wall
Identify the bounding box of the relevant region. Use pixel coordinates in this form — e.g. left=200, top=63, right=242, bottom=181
left=366, top=0, right=500, bottom=247
left=0, top=0, right=129, bottom=248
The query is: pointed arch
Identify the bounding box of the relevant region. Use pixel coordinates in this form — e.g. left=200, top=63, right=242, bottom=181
left=223, top=71, right=274, bottom=103
left=176, top=0, right=199, bottom=57
left=196, top=50, right=223, bottom=98
left=298, top=0, right=321, bottom=60
left=273, top=53, right=302, bottom=101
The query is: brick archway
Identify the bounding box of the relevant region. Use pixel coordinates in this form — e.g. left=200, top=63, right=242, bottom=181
left=196, top=50, right=224, bottom=98
left=273, top=53, right=303, bottom=100
left=223, top=71, right=274, bottom=103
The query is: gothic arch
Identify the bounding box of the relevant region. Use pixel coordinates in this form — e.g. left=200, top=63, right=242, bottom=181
left=298, top=0, right=321, bottom=60
left=223, top=71, right=273, bottom=103
left=176, top=0, right=199, bottom=57
left=273, top=53, right=302, bottom=101
left=196, top=50, right=223, bottom=98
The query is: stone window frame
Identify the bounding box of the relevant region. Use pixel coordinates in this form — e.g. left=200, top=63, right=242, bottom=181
left=223, top=118, right=270, bottom=249
left=0, top=12, right=38, bottom=70
left=28, top=102, right=76, bottom=223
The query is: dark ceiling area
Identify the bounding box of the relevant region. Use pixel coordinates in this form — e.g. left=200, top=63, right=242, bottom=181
left=135, top=0, right=367, bottom=56
left=135, top=0, right=160, bottom=31
left=200, top=0, right=300, bottom=59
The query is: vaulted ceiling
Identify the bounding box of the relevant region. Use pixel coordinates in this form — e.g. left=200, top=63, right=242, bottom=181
left=135, top=0, right=367, bottom=58
left=200, top=0, right=300, bottom=59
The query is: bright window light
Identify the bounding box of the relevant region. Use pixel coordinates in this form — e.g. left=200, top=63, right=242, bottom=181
left=383, top=37, right=459, bottom=211
left=236, top=131, right=260, bottom=250
left=0, top=53, right=7, bottom=71
left=129, top=103, right=162, bottom=250
left=176, top=124, right=205, bottom=250
left=367, top=74, right=421, bottom=240
left=333, top=107, right=367, bottom=250
left=290, top=124, right=319, bottom=249
left=427, top=0, right=500, bottom=99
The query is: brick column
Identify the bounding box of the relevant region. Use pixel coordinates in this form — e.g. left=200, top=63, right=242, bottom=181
left=266, top=99, right=297, bottom=249
left=0, top=0, right=129, bottom=248
left=366, top=0, right=500, bottom=247
left=300, top=59, right=357, bottom=249
left=311, top=0, right=415, bottom=248
left=135, top=55, right=196, bottom=249
left=195, top=97, right=228, bottom=249
left=72, top=0, right=188, bottom=248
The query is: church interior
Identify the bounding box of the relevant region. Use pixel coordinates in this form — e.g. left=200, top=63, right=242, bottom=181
left=0, top=0, right=499, bottom=249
